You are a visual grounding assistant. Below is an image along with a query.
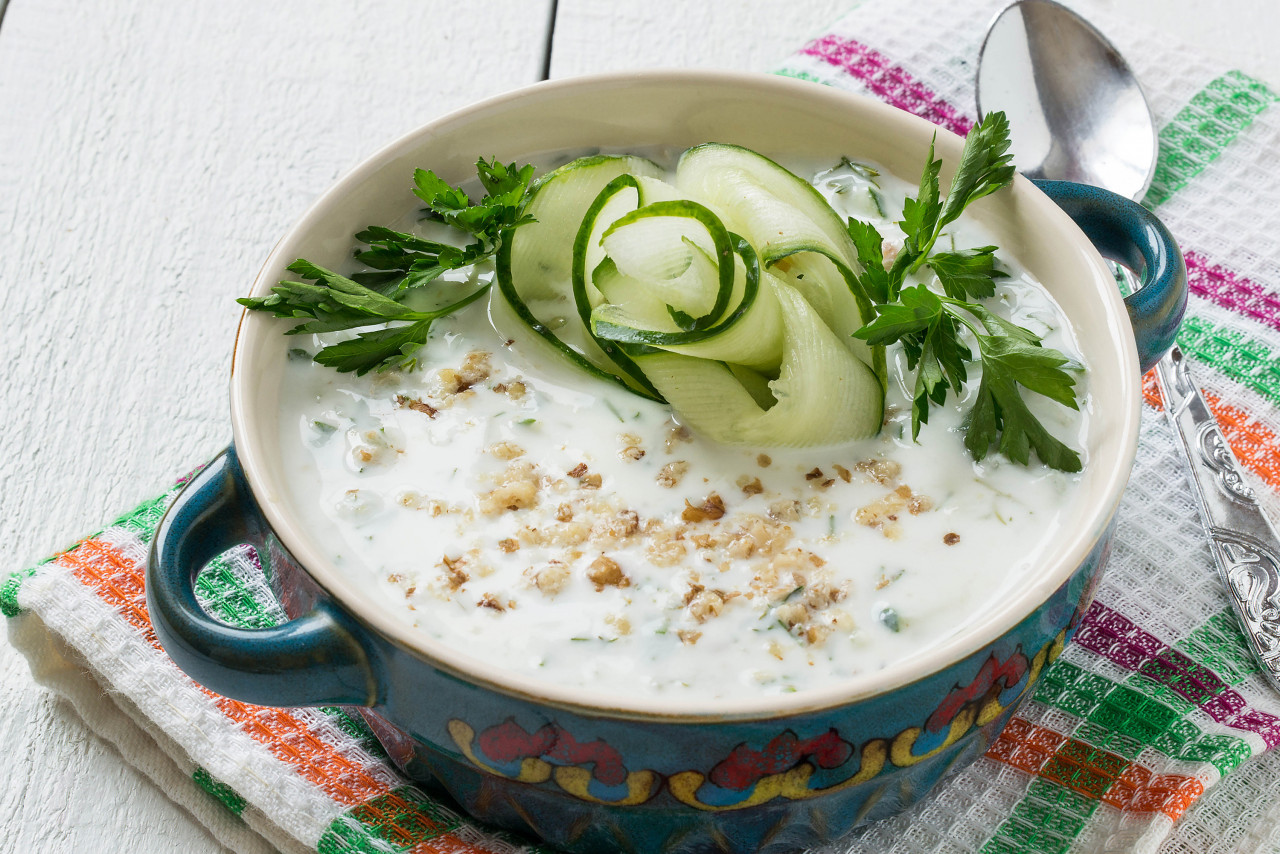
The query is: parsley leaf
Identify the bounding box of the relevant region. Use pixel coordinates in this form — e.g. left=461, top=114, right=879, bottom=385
left=849, top=111, right=1081, bottom=471
left=238, top=158, right=536, bottom=375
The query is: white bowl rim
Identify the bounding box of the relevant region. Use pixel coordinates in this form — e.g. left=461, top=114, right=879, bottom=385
left=230, top=68, right=1140, bottom=722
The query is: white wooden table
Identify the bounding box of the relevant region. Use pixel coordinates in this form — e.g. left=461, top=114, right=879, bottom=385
left=1, top=1, right=1276, bottom=850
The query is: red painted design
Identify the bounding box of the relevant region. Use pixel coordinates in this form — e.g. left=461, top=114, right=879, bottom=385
left=708, top=730, right=853, bottom=791
left=925, top=649, right=1030, bottom=732
left=475, top=719, right=628, bottom=786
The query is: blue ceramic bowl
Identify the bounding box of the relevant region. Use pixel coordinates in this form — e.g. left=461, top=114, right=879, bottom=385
left=147, top=71, right=1185, bottom=853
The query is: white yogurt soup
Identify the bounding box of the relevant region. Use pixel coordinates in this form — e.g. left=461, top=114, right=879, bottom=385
left=272, top=148, right=1090, bottom=701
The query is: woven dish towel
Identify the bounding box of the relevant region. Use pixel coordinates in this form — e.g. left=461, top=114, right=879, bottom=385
left=7, top=0, right=1280, bottom=851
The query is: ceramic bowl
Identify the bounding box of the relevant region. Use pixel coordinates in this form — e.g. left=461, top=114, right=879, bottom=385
left=147, top=70, right=1185, bottom=853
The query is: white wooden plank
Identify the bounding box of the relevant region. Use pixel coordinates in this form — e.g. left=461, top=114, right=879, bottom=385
left=0, top=0, right=548, bottom=850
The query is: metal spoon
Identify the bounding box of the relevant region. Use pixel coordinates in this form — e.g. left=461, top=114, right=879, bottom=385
left=977, top=0, right=1280, bottom=691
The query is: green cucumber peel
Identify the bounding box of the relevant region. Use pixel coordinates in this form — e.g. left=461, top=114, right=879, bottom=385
left=494, top=224, right=665, bottom=402
left=600, top=200, right=736, bottom=332
left=591, top=234, right=761, bottom=350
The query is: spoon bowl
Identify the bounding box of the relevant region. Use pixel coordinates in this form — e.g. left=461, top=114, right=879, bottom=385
left=977, top=0, right=1157, bottom=200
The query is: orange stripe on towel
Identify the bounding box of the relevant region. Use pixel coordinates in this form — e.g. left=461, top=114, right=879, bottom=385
left=61, top=538, right=393, bottom=806
left=987, top=718, right=1204, bottom=821
left=1143, top=370, right=1280, bottom=491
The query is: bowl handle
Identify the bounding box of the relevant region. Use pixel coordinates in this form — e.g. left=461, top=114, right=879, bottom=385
left=1032, top=179, right=1187, bottom=374
left=147, top=444, right=379, bottom=707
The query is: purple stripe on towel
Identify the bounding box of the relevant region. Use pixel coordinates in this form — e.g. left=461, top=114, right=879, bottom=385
left=1186, top=250, right=1280, bottom=334
left=1075, top=602, right=1280, bottom=747
left=799, top=35, right=974, bottom=137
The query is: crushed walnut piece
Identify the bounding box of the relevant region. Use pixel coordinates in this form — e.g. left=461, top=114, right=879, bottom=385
left=438, top=351, right=492, bottom=395
left=394, top=394, right=437, bottom=418
left=487, top=441, right=525, bottom=461
left=854, top=458, right=902, bottom=485
left=677, top=629, right=702, bottom=646
left=833, top=464, right=852, bottom=483
left=604, top=613, right=632, bottom=636
left=440, top=555, right=469, bottom=591
left=855, top=483, right=933, bottom=539
left=490, top=379, right=527, bottom=400
left=497, top=538, right=520, bottom=553
left=737, top=475, right=764, bottom=496
left=657, top=461, right=689, bottom=488
left=526, top=561, right=570, bottom=595
left=943, top=532, right=961, bottom=546
left=664, top=420, right=692, bottom=452
left=768, top=499, right=800, bottom=522
left=757, top=453, right=772, bottom=468
left=682, top=493, right=726, bottom=522
left=595, top=509, right=640, bottom=540
left=479, top=461, right=541, bottom=514
left=587, top=556, right=630, bottom=591
left=477, top=593, right=506, bottom=612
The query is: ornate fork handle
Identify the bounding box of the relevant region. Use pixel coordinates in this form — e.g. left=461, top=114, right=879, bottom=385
left=1156, top=346, right=1280, bottom=689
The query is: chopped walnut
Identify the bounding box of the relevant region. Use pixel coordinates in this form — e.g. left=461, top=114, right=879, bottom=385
left=604, top=613, right=633, bottom=636
left=526, top=561, right=570, bottom=595
left=855, top=484, right=926, bottom=539
left=596, top=509, right=640, bottom=540
left=441, top=555, right=469, bottom=591
left=567, top=462, right=588, bottom=478
left=682, top=493, right=726, bottom=522
left=664, top=420, right=693, bottom=452
left=943, top=532, right=961, bottom=546
left=687, top=589, right=728, bottom=623
left=479, top=461, right=541, bottom=514
left=620, top=445, right=645, bottom=461
left=581, top=473, right=602, bottom=489
left=497, top=538, right=519, bottom=553
left=833, top=464, right=852, bottom=483
left=757, top=453, right=772, bottom=468
left=804, top=467, right=824, bottom=481
left=587, top=556, right=630, bottom=591
left=477, top=593, right=506, bottom=612
left=657, top=461, right=689, bottom=488
left=677, top=630, right=703, bottom=645
left=908, top=494, right=934, bottom=514
left=555, top=503, right=574, bottom=522
left=854, top=458, right=902, bottom=484
left=394, top=394, right=437, bottom=418
left=487, top=441, right=525, bottom=461
left=737, top=475, right=764, bottom=496
left=646, top=530, right=689, bottom=567
left=439, top=351, right=492, bottom=395
left=767, top=500, right=800, bottom=522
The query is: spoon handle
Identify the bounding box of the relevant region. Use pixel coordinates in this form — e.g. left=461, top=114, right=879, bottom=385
left=1156, top=346, right=1280, bottom=690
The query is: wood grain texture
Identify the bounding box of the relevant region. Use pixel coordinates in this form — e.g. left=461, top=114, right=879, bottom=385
left=0, top=0, right=547, bottom=851
left=1, top=0, right=1278, bottom=852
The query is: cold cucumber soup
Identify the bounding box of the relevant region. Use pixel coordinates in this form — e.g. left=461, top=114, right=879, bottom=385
left=260, top=128, right=1089, bottom=701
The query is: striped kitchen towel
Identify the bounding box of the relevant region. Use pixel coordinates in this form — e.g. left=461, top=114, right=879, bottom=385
left=6, top=0, right=1280, bottom=852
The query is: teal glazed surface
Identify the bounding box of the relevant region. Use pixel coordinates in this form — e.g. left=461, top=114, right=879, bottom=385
left=150, top=443, right=1110, bottom=854
left=1032, top=180, right=1188, bottom=373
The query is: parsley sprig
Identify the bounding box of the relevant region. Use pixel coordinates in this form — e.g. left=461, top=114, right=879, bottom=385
left=239, top=158, right=535, bottom=374
left=850, top=112, right=1082, bottom=472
